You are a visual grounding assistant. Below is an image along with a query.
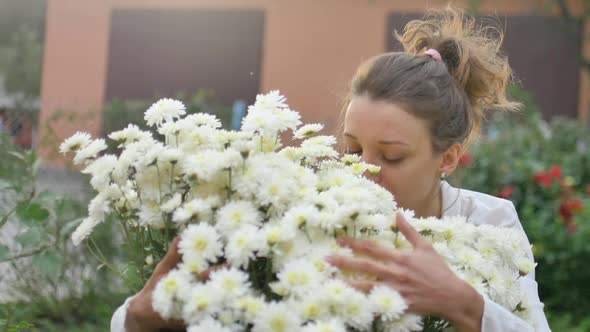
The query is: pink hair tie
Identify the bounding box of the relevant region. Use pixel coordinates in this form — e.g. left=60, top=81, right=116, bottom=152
left=424, top=48, right=442, bottom=61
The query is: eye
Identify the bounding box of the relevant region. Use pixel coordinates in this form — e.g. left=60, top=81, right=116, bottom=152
left=383, top=156, right=404, bottom=165
left=346, top=148, right=362, bottom=156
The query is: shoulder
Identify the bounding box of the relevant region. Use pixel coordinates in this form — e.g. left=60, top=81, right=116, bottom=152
left=442, top=182, right=522, bottom=230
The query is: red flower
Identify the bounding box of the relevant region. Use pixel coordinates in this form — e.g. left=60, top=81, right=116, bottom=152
left=459, top=153, right=473, bottom=166
left=534, top=171, right=552, bottom=187
left=566, top=198, right=584, bottom=212
left=534, top=165, right=563, bottom=187
left=498, top=185, right=514, bottom=199
left=559, top=198, right=584, bottom=234
left=549, top=165, right=562, bottom=179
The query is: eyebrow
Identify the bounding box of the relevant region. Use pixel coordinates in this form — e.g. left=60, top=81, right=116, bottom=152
left=344, top=132, right=409, bottom=146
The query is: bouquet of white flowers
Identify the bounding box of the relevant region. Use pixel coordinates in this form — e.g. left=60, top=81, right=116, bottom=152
left=61, top=91, right=535, bottom=331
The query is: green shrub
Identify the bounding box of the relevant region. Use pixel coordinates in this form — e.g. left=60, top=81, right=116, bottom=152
left=452, top=87, right=590, bottom=322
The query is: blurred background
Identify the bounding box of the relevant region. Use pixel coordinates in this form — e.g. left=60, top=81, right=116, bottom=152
left=0, top=0, right=589, bottom=331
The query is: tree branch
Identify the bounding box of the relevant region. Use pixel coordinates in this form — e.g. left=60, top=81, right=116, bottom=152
left=0, top=244, right=49, bottom=263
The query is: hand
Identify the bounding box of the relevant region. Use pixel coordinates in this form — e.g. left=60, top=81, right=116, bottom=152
left=326, top=213, right=484, bottom=332
left=125, top=237, right=228, bottom=332
left=125, top=237, right=185, bottom=332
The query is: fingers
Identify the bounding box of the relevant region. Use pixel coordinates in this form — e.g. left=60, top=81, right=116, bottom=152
left=336, top=237, right=406, bottom=264
left=160, top=237, right=182, bottom=269
left=395, top=212, right=426, bottom=248
left=326, top=255, right=406, bottom=282
left=146, top=237, right=182, bottom=289
left=345, top=279, right=379, bottom=293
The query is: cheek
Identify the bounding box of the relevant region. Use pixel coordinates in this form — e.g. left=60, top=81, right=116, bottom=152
left=377, top=161, right=436, bottom=206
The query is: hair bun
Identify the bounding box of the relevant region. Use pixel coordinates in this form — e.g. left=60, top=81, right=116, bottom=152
left=396, top=7, right=520, bottom=114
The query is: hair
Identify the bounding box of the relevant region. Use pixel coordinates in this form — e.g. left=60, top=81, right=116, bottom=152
left=342, top=7, right=521, bottom=152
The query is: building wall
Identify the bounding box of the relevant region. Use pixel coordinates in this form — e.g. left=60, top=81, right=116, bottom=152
left=39, top=0, right=588, bottom=166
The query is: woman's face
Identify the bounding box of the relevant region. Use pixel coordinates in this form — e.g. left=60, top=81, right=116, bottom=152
left=343, top=95, right=447, bottom=216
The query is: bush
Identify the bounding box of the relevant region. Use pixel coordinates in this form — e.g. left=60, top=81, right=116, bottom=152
left=0, top=132, right=126, bottom=330
left=452, top=88, right=590, bottom=325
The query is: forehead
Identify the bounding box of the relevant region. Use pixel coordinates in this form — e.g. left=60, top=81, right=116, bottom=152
left=344, top=96, right=431, bottom=145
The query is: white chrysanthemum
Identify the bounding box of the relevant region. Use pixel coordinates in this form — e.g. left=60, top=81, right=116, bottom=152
left=293, top=123, right=324, bottom=139
left=263, top=222, right=296, bottom=247
left=179, top=254, right=210, bottom=275
left=252, top=301, right=302, bottom=332
left=474, top=236, right=502, bottom=266
left=173, top=198, right=213, bottom=223
left=161, top=193, right=183, bottom=213
left=87, top=193, right=110, bottom=222
left=369, top=286, right=407, bottom=321
left=82, top=154, right=118, bottom=190
left=338, top=289, right=374, bottom=330
left=340, top=153, right=362, bottom=165
left=208, top=267, right=251, bottom=297
left=158, top=148, right=183, bottom=164
left=256, top=175, right=297, bottom=208
left=455, top=269, right=487, bottom=295
left=73, top=138, right=107, bottom=164
left=108, top=124, right=150, bottom=146
left=184, top=113, right=223, bottom=128
left=178, top=223, right=223, bottom=263
left=242, top=92, right=301, bottom=135
left=515, top=256, right=536, bottom=276
left=152, top=269, right=194, bottom=320
left=301, top=135, right=336, bottom=148
left=226, top=225, right=266, bottom=268
left=281, top=205, right=319, bottom=229
left=234, top=295, right=266, bottom=322
left=182, top=284, right=224, bottom=325
left=187, top=317, right=232, bottom=332
left=136, top=141, right=166, bottom=168
left=182, top=150, right=231, bottom=181
left=455, top=247, right=486, bottom=271
left=60, top=131, right=92, bottom=154
left=278, top=146, right=304, bottom=162
left=486, top=270, right=514, bottom=302
left=382, top=313, right=423, bottom=332
left=216, top=200, right=261, bottom=232
left=318, top=168, right=358, bottom=189
left=144, top=98, right=186, bottom=127
left=253, top=90, right=288, bottom=110
left=71, top=217, right=101, bottom=246
left=321, top=279, right=354, bottom=307
left=138, top=199, right=165, bottom=228
left=274, top=259, right=324, bottom=296
left=295, top=294, right=328, bottom=321
left=300, top=319, right=347, bottom=332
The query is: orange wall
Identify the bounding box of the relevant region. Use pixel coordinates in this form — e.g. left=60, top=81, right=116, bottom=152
left=40, top=0, right=588, bottom=166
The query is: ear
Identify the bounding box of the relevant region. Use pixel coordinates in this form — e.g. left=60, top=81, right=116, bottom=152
left=439, top=143, right=462, bottom=177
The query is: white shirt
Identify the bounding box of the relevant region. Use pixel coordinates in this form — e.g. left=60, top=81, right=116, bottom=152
left=110, top=181, right=551, bottom=332
left=440, top=181, right=551, bottom=332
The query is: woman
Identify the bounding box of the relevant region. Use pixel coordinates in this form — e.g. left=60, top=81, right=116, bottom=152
left=112, top=8, right=550, bottom=332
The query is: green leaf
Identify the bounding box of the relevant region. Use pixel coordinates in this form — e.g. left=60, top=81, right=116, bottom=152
left=15, top=201, right=49, bottom=223
left=15, top=227, right=42, bottom=247
left=32, top=252, right=63, bottom=280
left=121, top=262, right=143, bottom=292
left=0, top=244, right=10, bottom=260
